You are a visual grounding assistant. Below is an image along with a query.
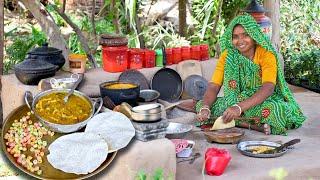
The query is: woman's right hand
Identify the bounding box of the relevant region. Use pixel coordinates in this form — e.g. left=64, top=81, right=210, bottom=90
left=196, top=107, right=211, bottom=122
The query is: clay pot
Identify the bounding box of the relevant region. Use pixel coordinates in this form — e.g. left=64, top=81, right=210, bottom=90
left=14, top=56, right=58, bottom=85
left=27, top=43, right=65, bottom=70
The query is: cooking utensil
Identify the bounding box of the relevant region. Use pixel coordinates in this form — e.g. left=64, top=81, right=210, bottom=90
left=165, top=122, right=193, bottom=139
left=237, top=140, right=288, bottom=158
left=183, top=75, right=208, bottom=100
left=118, top=69, right=149, bottom=90
left=139, top=89, right=160, bottom=102
left=14, top=57, right=58, bottom=85
left=27, top=43, right=65, bottom=70
left=24, top=89, right=103, bottom=133
left=262, top=139, right=301, bottom=154
left=151, top=68, right=183, bottom=102
left=50, top=74, right=80, bottom=89
left=103, top=96, right=116, bottom=109
left=120, top=102, right=162, bottom=122
left=1, top=105, right=117, bottom=179
left=63, top=75, right=82, bottom=103
left=100, top=81, right=140, bottom=106
left=203, top=127, right=245, bottom=144
left=132, top=103, right=162, bottom=114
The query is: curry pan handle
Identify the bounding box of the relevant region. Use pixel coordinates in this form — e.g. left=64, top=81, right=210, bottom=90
left=92, top=97, right=103, bottom=116
left=24, top=91, right=34, bottom=110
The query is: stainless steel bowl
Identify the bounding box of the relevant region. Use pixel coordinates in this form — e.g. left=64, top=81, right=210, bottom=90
left=24, top=89, right=103, bottom=133
left=139, top=89, right=160, bottom=102
left=165, top=122, right=193, bottom=139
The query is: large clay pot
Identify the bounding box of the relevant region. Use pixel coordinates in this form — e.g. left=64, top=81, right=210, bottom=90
left=14, top=56, right=58, bottom=85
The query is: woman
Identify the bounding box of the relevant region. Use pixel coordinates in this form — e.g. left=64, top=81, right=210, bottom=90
left=196, top=13, right=306, bottom=135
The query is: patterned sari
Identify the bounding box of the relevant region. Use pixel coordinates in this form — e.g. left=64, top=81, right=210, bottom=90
left=196, top=14, right=306, bottom=135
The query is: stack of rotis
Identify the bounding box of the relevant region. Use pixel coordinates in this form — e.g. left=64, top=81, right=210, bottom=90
left=47, top=111, right=135, bottom=174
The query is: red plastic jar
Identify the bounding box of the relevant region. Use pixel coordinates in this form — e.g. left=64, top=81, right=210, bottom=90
left=102, top=46, right=128, bottom=73
left=144, top=49, right=156, bottom=68
left=128, top=48, right=144, bottom=69
left=200, top=44, right=209, bottom=61
left=172, top=47, right=182, bottom=64
left=181, top=46, right=191, bottom=61
left=165, top=48, right=173, bottom=65
left=205, top=148, right=231, bottom=176
left=191, top=45, right=201, bottom=60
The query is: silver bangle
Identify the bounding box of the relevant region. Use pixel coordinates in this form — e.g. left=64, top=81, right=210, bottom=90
left=232, top=104, right=242, bottom=116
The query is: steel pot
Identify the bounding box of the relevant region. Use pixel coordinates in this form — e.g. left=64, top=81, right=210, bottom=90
left=24, top=89, right=103, bottom=133
left=120, top=102, right=161, bottom=122
left=27, top=43, right=65, bottom=70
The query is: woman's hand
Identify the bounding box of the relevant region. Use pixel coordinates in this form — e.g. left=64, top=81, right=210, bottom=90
left=222, top=106, right=241, bottom=123
left=196, top=107, right=211, bottom=122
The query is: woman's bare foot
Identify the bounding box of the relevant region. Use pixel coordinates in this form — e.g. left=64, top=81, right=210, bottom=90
left=237, top=122, right=271, bottom=135
left=263, top=124, right=271, bottom=135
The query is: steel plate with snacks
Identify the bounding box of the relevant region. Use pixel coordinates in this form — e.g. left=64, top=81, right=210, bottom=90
left=1, top=105, right=117, bottom=179
left=237, top=140, right=288, bottom=158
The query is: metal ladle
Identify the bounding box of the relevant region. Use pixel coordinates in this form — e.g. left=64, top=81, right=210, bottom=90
left=63, top=74, right=82, bottom=103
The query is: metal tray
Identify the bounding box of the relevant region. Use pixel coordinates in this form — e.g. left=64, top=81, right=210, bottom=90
left=1, top=105, right=117, bottom=179
left=237, top=140, right=288, bottom=158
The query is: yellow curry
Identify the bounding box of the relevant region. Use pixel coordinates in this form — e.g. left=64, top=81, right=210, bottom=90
left=106, top=83, right=137, bottom=89
left=35, top=92, right=92, bottom=125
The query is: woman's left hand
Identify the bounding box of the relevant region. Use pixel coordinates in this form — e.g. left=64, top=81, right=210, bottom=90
left=222, top=106, right=241, bottom=123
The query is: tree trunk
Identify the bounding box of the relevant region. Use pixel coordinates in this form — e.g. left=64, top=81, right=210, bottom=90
left=264, top=0, right=282, bottom=69
left=179, top=0, right=187, bottom=37
left=264, top=0, right=280, bottom=51
left=20, top=0, right=70, bottom=70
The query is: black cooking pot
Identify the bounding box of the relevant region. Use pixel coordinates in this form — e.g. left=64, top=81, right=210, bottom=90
left=27, top=43, right=65, bottom=70
left=99, top=81, right=140, bottom=106
left=14, top=56, right=58, bottom=85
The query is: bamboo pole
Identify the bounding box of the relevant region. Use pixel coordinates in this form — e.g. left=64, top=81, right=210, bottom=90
left=0, top=0, right=3, bottom=76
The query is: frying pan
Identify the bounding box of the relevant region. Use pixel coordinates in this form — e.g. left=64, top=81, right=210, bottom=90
left=151, top=68, right=183, bottom=102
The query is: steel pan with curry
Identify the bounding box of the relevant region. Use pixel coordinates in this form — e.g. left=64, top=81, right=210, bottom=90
left=24, top=89, right=103, bottom=133
left=1, top=105, right=117, bottom=179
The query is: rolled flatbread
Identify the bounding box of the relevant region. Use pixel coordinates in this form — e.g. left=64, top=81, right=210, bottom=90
left=210, top=116, right=235, bottom=130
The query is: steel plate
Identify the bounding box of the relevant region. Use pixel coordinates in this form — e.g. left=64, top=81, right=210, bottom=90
left=237, top=140, right=288, bottom=158
left=1, top=105, right=117, bottom=179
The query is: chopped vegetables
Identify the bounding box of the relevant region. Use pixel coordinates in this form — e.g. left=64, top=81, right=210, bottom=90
left=4, top=111, right=54, bottom=175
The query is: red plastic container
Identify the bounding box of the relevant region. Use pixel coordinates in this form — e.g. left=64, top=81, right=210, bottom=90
left=205, top=148, right=231, bottom=176
left=128, top=48, right=144, bottom=69
left=172, top=47, right=182, bottom=64
left=102, top=46, right=128, bottom=73
left=191, top=45, right=201, bottom=60
left=165, top=48, right=174, bottom=65
left=181, top=46, right=191, bottom=60
left=144, top=49, right=156, bottom=68
left=200, top=44, right=209, bottom=61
